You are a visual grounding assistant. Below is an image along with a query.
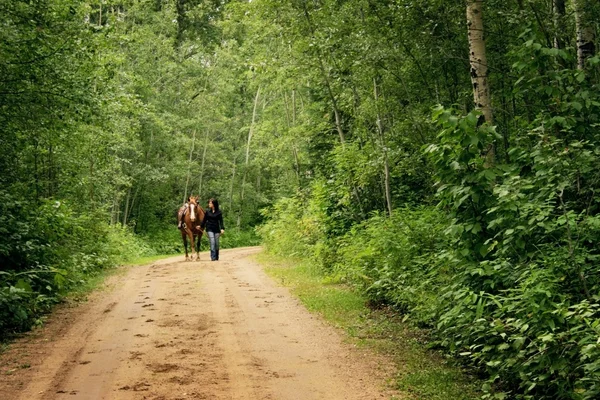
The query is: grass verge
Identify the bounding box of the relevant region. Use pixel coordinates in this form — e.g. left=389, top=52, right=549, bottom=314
left=256, top=252, right=482, bottom=400
left=124, top=253, right=179, bottom=266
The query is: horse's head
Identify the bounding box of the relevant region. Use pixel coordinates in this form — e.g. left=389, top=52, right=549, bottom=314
left=189, top=196, right=199, bottom=222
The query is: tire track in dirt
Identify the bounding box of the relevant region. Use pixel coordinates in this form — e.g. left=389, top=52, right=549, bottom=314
left=0, top=247, right=399, bottom=400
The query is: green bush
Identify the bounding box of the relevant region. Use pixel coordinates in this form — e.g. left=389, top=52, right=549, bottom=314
left=258, top=195, right=325, bottom=258
left=334, top=208, right=450, bottom=325
left=258, top=189, right=450, bottom=326
left=0, top=192, right=158, bottom=337
left=260, top=96, right=600, bottom=398
left=427, top=99, right=600, bottom=399
left=141, top=226, right=183, bottom=255
left=219, top=229, right=261, bottom=249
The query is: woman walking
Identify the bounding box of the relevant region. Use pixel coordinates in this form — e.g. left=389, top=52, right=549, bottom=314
left=201, top=198, right=225, bottom=261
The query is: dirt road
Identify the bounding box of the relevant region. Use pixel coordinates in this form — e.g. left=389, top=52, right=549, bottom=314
left=0, top=247, right=396, bottom=400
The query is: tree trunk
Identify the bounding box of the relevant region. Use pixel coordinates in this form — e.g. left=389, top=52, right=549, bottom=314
left=466, top=0, right=494, bottom=164
left=197, top=130, right=209, bottom=196
left=467, top=1, right=493, bottom=124
left=284, top=90, right=301, bottom=184
left=374, top=77, right=392, bottom=216
left=183, top=130, right=196, bottom=203
left=292, top=90, right=300, bottom=183
left=89, top=158, right=95, bottom=202
left=238, top=87, right=261, bottom=229
left=301, top=1, right=346, bottom=144
left=553, top=0, right=567, bottom=50
left=574, top=0, right=596, bottom=70
left=122, top=187, right=131, bottom=226
left=111, top=192, right=119, bottom=225
left=228, top=155, right=237, bottom=213
left=127, top=185, right=141, bottom=226
left=175, top=0, right=185, bottom=47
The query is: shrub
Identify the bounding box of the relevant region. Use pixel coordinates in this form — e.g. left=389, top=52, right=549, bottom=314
left=0, top=192, right=156, bottom=337
left=334, top=208, right=450, bottom=325
left=258, top=195, right=325, bottom=258
left=427, top=103, right=600, bottom=399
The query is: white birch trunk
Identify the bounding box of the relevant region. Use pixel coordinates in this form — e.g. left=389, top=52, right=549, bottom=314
left=467, top=0, right=494, bottom=165
left=183, top=130, right=196, bottom=203
left=122, top=187, right=131, bottom=226
left=467, top=1, right=493, bottom=124
left=197, top=130, right=209, bottom=196
left=553, top=0, right=566, bottom=50
left=228, top=156, right=236, bottom=213
left=574, top=0, right=596, bottom=70
left=238, top=87, right=261, bottom=229
left=374, top=78, right=392, bottom=216
left=291, top=90, right=300, bottom=182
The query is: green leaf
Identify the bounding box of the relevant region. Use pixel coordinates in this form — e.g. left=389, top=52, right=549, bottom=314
left=15, top=279, right=32, bottom=292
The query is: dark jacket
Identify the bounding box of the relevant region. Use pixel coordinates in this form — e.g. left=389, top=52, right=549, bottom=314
left=201, top=210, right=225, bottom=233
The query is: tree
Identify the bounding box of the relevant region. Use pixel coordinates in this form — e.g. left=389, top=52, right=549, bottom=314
left=574, top=0, right=596, bottom=69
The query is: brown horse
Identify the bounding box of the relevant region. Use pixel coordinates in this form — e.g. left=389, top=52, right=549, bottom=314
left=178, top=196, right=205, bottom=261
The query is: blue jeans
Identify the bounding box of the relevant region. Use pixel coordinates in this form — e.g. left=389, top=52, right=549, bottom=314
left=207, top=231, right=220, bottom=261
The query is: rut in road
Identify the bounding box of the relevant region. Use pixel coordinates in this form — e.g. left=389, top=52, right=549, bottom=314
left=0, top=247, right=399, bottom=400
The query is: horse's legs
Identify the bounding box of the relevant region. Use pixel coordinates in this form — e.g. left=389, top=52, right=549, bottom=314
left=182, top=231, right=189, bottom=260
left=195, top=232, right=202, bottom=261
left=189, top=231, right=196, bottom=261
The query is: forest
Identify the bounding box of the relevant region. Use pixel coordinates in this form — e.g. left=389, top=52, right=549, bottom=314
left=1, top=0, right=600, bottom=398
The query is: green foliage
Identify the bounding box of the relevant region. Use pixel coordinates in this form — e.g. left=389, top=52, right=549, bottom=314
left=259, top=189, right=450, bottom=326
left=258, top=196, right=321, bottom=258
left=219, top=229, right=261, bottom=249
left=0, top=282, right=54, bottom=335
left=141, top=226, right=184, bottom=256
left=0, top=190, right=157, bottom=337
left=427, top=92, right=600, bottom=398
left=334, top=209, right=450, bottom=325
left=3, top=0, right=600, bottom=398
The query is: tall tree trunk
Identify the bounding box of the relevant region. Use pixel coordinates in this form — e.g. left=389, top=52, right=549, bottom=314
left=291, top=90, right=300, bottom=183
left=238, top=87, right=261, bottom=229
left=284, top=90, right=301, bottom=184
left=122, top=187, right=131, bottom=226
left=302, top=0, right=367, bottom=215
left=197, top=130, right=209, bottom=196
left=127, top=185, right=141, bottom=226
left=374, top=77, right=393, bottom=216
left=228, top=155, right=237, bottom=213
left=183, top=130, right=196, bottom=203
left=574, top=0, right=596, bottom=70
left=111, top=192, right=119, bottom=225
left=467, top=0, right=494, bottom=164
left=89, top=158, right=95, bottom=202
left=301, top=1, right=346, bottom=144
left=175, top=0, right=185, bottom=47
left=554, top=0, right=567, bottom=50
left=467, top=1, right=493, bottom=124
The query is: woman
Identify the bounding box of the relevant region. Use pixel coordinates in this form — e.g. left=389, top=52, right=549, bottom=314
left=201, top=198, right=225, bottom=261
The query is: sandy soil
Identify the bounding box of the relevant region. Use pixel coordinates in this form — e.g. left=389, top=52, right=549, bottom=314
left=0, top=247, right=398, bottom=400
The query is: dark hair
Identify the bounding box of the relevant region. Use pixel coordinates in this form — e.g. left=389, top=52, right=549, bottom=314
left=209, top=198, right=220, bottom=211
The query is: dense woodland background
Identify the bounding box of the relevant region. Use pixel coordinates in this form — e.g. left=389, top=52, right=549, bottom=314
left=2, top=0, right=600, bottom=398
